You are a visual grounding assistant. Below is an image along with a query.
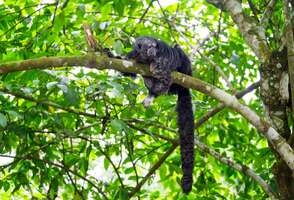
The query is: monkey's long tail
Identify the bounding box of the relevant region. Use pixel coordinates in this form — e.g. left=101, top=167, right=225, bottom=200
left=177, top=87, right=194, bottom=194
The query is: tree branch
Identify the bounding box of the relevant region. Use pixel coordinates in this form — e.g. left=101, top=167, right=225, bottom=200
left=0, top=55, right=293, bottom=171
left=260, top=0, right=276, bottom=27
left=195, top=81, right=260, bottom=128
left=206, top=0, right=270, bottom=62
left=0, top=154, right=108, bottom=199
left=0, top=87, right=97, bottom=118
left=128, top=143, right=178, bottom=197
left=282, top=0, right=294, bottom=113
left=194, top=137, right=279, bottom=199
left=124, top=126, right=277, bottom=198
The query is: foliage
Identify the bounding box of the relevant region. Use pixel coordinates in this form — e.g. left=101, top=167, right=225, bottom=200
left=0, top=0, right=281, bottom=199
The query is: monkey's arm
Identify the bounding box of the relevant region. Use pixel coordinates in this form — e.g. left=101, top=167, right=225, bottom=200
left=126, top=49, right=138, bottom=59
left=141, top=58, right=172, bottom=107
left=115, top=50, right=137, bottom=78
left=148, top=57, right=172, bottom=95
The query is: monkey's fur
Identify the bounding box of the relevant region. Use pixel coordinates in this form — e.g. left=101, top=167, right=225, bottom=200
left=127, top=37, right=194, bottom=193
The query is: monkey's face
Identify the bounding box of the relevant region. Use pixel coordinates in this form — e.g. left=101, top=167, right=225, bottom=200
left=134, top=37, right=158, bottom=62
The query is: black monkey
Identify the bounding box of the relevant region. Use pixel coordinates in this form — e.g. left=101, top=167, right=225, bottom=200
left=127, top=37, right=195, bottom=193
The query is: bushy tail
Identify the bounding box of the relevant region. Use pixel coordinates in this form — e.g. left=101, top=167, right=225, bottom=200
left=177, top=87, right=194, bottom=194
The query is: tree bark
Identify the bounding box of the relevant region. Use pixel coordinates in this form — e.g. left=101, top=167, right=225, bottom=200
left=1, top=55, right=294, bottom=173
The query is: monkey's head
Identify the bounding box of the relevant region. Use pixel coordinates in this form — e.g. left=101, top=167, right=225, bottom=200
left=132, top=37, right=158, bottom=62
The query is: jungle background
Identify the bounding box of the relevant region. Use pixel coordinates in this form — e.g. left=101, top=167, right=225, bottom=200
left=0, top=0, right=294, bottom=199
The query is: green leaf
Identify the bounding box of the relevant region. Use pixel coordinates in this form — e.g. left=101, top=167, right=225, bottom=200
left=110, top=119, right=126, bottom=132
left=64, top=154, right=80, bottom=167
left=128, top=176, right=138, bottom=181
left=114, top=40, right=124, bottom=55
left=119, top=188, right=128, bottom=200
left=6, top=110, right=23, bottom=121
left=3, top=181, right=10, bottom=192
left=46, top=81, right=58, bottom=89
left=114, top=0, right=125, bottom=16
left=124, top=167, right=133, bottom=174
left=62, top=86, right=80, bottom=107
left=54, top=12, right=65, bottom=32
left=104, top=158, right=110, bottom=170
left=0, top=113, right=7, bottom=127
left=79, top=158, right=89, bottom=176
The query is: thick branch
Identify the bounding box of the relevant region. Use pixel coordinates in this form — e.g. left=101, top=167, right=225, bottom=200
left=0, top=55, right=294, bottom=171
left=283, top=0, right=294, bottom=113
left=195, top=81, right=260, bottom=128
left=172, top=72, right=294, bottom=170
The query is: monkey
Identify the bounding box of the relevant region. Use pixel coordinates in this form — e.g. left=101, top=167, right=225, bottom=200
left=126, top=37, right=195, bottom=193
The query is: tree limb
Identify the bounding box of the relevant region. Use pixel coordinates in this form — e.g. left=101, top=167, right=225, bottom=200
left=0, top=154, right=109, bottom=199
left=194, top=137, right=279, bottom=199
left=128, top=143, right=178, bottom=197
left=0, top=55, right=293, bottom=171
left=206, top=0, right=270, bottom=62
left=0, top=87, right=98, bottom=118
left=124, top=127, right=277, bottom=198
left=283, top=0, right=294, bottom=113
left=260, top=0, right=276, bottom=27
left=195, top=81, right=260, bottom=128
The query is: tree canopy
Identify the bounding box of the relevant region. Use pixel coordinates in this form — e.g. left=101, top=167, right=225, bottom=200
left=0, top=0, right=294, bottom=199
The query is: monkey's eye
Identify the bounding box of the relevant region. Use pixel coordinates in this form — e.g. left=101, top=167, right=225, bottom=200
left=137, top=44, right=142, bottom=49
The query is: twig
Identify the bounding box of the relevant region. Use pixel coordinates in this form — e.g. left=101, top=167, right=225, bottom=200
left=197, top=50, right=235, bottom=91
left=51, top=0, right=59, bottom=26
left=83, top=23, right=100, bottom=52
left=194, top=137, right=278, bottom=199
left=124, top=118, right=177, bottom=133
left=247, top=0, right=260, bottom=22
left=0, top=87, right=98, bottom=118
left=66, top=171, right=85, bottom=200
left=134, top=143, right=169, bottom=165
left=129, top=0, right=154, bottom=36
left=0, top=4, right=56, bottom=37
left=0, top=154, right=108, bottom=199
left=155, top=0, right=178, bottom=41
left=95, top=142, right=125, bottom=188
left=125, top=122, right=176, bottom=142
left=61, top=0, right=70, bottom=9
left=0, top=3, right=56, bottom=19
left=128, top=143, right=178, bottom=197
left=125, top=132, right=140, bottom=185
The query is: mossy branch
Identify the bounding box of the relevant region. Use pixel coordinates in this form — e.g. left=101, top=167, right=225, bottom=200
left=0, top=54, right=294, bottom=171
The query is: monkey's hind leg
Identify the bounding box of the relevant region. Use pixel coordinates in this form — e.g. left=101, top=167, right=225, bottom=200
left=142, top=77, right=156, bottom=108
